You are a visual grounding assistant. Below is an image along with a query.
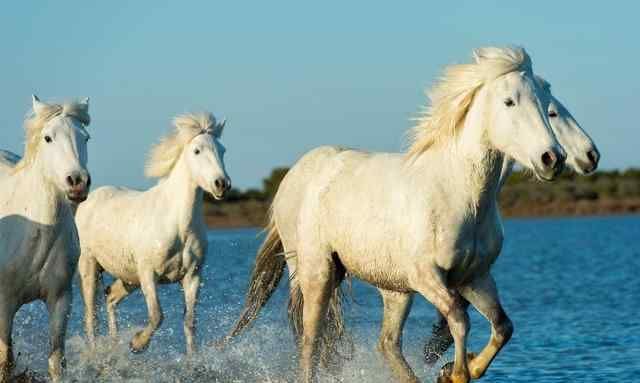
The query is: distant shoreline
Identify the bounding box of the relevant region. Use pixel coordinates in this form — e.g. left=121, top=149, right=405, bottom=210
left=204, top=198, right=640, bottom=229
left=204, top=168, right=640, bottom=228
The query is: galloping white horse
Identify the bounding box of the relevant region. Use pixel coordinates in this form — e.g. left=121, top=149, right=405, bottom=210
left=0, top=96, right=91, bottom=382
left=227, top=47, right=565, bottom=383
left=76, top=113, right=230, bottom=355
left=422, top=75, right=600, bottom=366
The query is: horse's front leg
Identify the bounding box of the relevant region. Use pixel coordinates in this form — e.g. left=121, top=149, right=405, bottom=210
left=181, top=271, right=200, bottom=355
left=130, top=271, right=163, bottom=353
left=0, top=298, right=16, bottom=383
left=376, top=288, right=418, bottom=383
left=46, top=289, right=72, bottom=382
left=78, top=254, right=98, bottom=347
left=105, top=279, right=136, bottom=338
left=459, top=273, right=513, bottom=379
left=413, top=266, right=470, bottom=383
left=424, top=300, right=470, bottom=365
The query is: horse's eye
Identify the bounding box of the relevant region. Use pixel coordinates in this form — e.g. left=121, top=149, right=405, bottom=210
left=194, top=149, right=200, bottom=155
left=548, top=110, right=558, bottom=118
left=504, top=98, right=515, bottom=107
left=44, top=135, right=52, bottom=143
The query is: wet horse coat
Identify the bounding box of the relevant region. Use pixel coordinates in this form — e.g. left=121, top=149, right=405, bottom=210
left=0, top=96, right=91, bottom=382
left=76, top=113, right=230, bottom=355
left=228, top=47, right=566, bottom=383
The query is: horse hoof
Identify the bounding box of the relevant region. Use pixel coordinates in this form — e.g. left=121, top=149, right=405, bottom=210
left=129, top=342, right=148, bottom=354
left=437, top=362, right=454, bottom=383
left=129, top=338, right=149, bottom=353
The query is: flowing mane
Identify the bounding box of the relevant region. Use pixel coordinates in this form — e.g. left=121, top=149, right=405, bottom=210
left=13, top=101, right=91, bottom=173
left=145, top=112, right=225, bottom=178
left=406, top=46, right=533, bottom=160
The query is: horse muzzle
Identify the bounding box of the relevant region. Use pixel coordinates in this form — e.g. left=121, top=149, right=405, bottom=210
left=211, top=177, right=231, bottom=200
left=533, top=148, right=566, bottom=181
left=65, top=172, right=91, bottom=204
left=575, top=148, right=600, bottom=175
left=66, top=188, right=89, bottom=204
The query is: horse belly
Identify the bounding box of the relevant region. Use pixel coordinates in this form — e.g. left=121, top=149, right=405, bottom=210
left=91, top=246, right=140, bottom=284
left=335, top=249, right=411, bottom=292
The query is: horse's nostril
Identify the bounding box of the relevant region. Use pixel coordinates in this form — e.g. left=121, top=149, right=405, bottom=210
left=587, top=149, right=599, bottom=165
left=215, top=178, right=223, bottom=189
left=66, top=175, right=75, bottom=187
left=541, top=151, right=557, bottom=169
left=86, top=175, right=92, bottom=188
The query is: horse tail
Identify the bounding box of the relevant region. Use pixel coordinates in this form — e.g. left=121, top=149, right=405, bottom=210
left=222, top=213, right=286, bottom=342
left=288, top=255, right=353, bottom=368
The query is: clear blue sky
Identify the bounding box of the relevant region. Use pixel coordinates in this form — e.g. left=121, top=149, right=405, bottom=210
left=1, top=2, right=637, bottom=189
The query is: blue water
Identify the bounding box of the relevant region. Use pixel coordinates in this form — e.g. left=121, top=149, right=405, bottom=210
left=11, top=215, right=640, bottom=382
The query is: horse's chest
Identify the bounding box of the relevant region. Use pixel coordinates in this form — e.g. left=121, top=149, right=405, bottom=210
left=449, top=227, right=503, bottom=285
left=154, top=238, right=204, bottom=283
left=2, top=224, right=77, bottom=301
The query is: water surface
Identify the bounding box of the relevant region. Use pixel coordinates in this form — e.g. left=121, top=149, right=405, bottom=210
left=12, top=215, right=640, bottom=382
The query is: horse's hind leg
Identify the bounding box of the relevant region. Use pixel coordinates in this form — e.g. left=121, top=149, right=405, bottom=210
left=413, top=266, right=470, bottom=383
left=181, top=271, right=200, bottom=355
left=78, top=254, right=99, bottom=346
left=130, top=271, right=163, bottom=353
left=0, top=298, right=16, bottom=383
left=46, top=288, right=71, bottom=382
left=459, top=273, right=513, bottom=379
left=377, top=289, right=418, bottom=383
left=298, top=250, right=336, bottom=383
left=105, top=279, right=136, bottom=338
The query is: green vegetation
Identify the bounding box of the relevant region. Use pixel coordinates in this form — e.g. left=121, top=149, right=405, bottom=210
left=209, top=167, right=289, bottom=203
left=500, top=168, right=640, bottom=216
left=203, top=168, right=289, bottom=227
left=204, top=167, right=640, bottom=227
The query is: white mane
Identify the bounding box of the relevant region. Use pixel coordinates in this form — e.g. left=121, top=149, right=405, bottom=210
left=13, top=101, right=91, bottom=173
left=407, top=46, right=533, bottom=159
left=145, top=112, right=225, bottom=178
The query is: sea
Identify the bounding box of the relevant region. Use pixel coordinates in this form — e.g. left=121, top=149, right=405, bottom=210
left=11, top=215, right=640, bottom=382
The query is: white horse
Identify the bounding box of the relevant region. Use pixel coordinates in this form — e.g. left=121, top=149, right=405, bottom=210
left=0, top=96, right=91, bottom=382
left=227, top=47, right=565, bottom=383
left=76, top=113, right=230, bottom=355
left=415, top=76, right=600, bottom=368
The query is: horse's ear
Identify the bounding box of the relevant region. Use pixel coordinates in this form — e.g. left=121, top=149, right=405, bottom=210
left=32, top=94, right=48, bottom=115
left=472, top=49, right=483, bottom=64
left=215, top=118, right=226, bottom=138
left=79, top=97, right=90, bottom=111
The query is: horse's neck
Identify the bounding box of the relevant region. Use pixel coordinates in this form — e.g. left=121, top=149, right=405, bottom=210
left=154, top=156, right=204, bottom=232
left=416, top=145, right=503, bottom=216
left=413, top=101, right=504, bottom=216
left=497, top=157, right=516, bottom=192
left=12, top=165, right=71, bottom=225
